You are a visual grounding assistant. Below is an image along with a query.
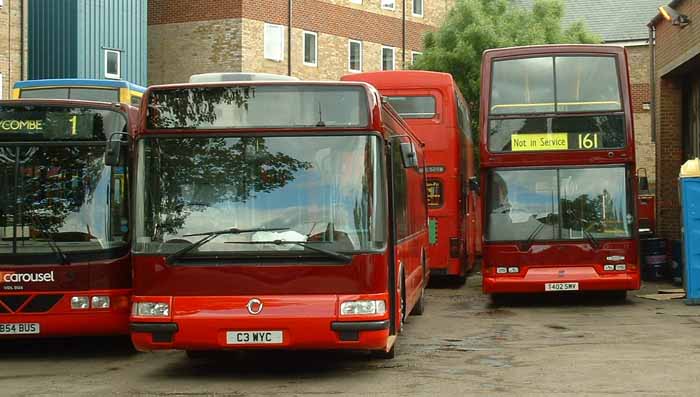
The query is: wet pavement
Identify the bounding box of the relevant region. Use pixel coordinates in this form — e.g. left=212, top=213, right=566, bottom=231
left=2, top=276, right=699, bottom=396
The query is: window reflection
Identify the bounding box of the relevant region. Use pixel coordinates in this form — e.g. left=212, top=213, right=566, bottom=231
left=135, top=135, right=386, bottom=255
left=486, top=167, right=631, bottom=242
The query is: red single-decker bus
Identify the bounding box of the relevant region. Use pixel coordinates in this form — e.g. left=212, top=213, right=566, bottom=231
left=129, top=81, right=429, bottom=358
left=0, top=100, right=137, bottom=337
left=480, top=45, right=640, bottom=297
left=342, top=71, right=480, bottom=281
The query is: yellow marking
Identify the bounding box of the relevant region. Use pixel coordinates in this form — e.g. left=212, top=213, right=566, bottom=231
left=491, top=101, right=621, bottom=111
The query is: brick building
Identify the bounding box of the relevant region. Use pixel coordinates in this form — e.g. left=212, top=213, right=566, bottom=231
left=147, top=0, right=455, bottom=84
left=650, top=0, right=700, bottom=240
left=0, top=0, right=23, bottom=99
left=515, top=0, right=660, bottom=192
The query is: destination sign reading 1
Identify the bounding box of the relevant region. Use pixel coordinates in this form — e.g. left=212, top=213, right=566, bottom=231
left=0, top=110, right=98, bottom=140
left=511, top=132, right=601, bottom=152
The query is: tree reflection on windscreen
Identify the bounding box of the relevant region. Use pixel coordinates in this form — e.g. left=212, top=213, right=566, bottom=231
left=135, top=135, right=386, bottom=255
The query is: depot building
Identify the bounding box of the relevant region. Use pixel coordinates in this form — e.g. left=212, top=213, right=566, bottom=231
left=651, top=0, right=700, bottom=241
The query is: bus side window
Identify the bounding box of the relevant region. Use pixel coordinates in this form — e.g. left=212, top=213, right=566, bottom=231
left=392, top=141, right=409, bottom=240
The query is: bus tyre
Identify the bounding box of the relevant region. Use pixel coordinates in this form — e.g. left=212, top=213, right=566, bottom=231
left=490, top=293, right=508, bottom=306
left=410, top=288, right=425, bottom=316
left=371, top=344, right=396, bottom=360
left=455, top=275, right=467, bottom=286
left=609, top=290, right=627, bottom=302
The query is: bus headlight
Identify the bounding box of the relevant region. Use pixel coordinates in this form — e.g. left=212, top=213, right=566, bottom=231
left=133, top=302, right=170, bottom=317
left=91, top=296, right=111, bottom=309
left=340, top=300, right=386, bottom=315
left=70, top=296, right=89, bottom=310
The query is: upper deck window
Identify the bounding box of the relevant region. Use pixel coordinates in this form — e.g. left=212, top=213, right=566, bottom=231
left=146, top=85, right=369, bottom=130
left=490, top=55, right=622, bottom=115
left=20, top=87, right=120, bottom=103
left=386, top=96, right=436, bottom=119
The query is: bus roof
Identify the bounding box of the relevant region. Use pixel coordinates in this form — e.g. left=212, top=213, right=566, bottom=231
left=14, top=79, right=146, bottom=93
left=341, top=70, right=456, bottom=90
left=482, top=44, right=625, bottom=59
left=189, top=72, right=300, bottom=83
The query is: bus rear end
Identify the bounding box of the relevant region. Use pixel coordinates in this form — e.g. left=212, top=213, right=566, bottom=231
left=479, top=45, right=640, bottom=296
left=0, top=100, right=133, bottom=337
left=342, top=71, right=478, bottom=280
left=129, top=82, right=428, bottom=358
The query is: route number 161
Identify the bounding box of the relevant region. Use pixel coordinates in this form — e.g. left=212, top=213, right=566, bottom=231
left=577, top=133, right=599, bottom=149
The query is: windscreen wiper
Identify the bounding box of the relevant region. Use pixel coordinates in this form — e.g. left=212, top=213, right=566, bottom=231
left=521, top=222, right=546, bottom=252
left=165, top=227, right=289, bottom=265
left=226, top=240, right=352, bottom=262
left=29, top=215, right=70, bottom=266
left=565, top=210, right=600, bottom=249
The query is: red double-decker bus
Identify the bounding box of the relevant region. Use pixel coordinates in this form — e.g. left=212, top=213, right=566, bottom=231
left=342, top=71, right=479, bottom=281
left=129, top=81, right=429, bottom=358
left=0, top=100, right=136, bottom=337
left=480, top=45, right=640, bottom=297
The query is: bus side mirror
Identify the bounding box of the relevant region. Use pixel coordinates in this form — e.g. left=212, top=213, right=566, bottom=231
left=468, top=176, right=480, bottom=193
left=105, top=132, right=129, bottom=166
left=400, top=142, right=419, bottom=169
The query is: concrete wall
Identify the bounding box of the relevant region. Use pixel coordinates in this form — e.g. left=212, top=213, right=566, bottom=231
left=0, top=0, right=24, bottom=99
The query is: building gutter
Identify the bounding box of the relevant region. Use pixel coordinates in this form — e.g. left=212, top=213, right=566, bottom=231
left=649, top=24, right=656, bottom=143
left=287, top=0, right=292, bottom=76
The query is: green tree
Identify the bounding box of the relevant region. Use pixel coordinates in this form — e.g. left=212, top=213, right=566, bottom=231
left=414, top=0, right=600, bottom=133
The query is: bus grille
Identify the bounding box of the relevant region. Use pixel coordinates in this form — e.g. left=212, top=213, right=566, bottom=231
left=0, top=294, right=64, bottom=314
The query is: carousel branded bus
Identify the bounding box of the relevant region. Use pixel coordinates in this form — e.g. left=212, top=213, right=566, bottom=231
left=342, top=71, right=479, bottom=281
left=0, top=99, right=137, bottom=337
left=480, top=45, right=640, bottom=297
left=13, top=79, right=145, bottom=107
left=129, top=81, right=429, bottom=358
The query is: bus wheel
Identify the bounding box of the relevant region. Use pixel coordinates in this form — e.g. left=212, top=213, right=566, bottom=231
left=371, top=344, right=396, bottom=360
left=410, top=288, right=425, bottom=316
left=608, top=290, right=627, bottom=302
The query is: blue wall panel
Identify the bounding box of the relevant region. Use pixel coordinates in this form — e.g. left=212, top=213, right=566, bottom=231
left=28, top=0, right=78, bottom=79
left=76, top=0, right=148, bottom=86
left=28, top=0, right=147, bottom=86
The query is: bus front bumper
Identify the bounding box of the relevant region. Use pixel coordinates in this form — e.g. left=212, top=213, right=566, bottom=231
left=130, top=294, right=391, bottom=352
left=483, top=267, right=640, bottom=294
left=0, top=289, right=131, bottom=338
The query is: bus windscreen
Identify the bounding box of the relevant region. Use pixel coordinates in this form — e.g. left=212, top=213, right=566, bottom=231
left=146, top=85, right=370, bottom=130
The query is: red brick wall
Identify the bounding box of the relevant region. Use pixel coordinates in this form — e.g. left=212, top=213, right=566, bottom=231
left=631, top=83, right=650, bottom=113
left=653, top=0, right=700, bottom=240
left=150, top=0, right=434, bottom=51
left=148, top=0, right=242, bottom=24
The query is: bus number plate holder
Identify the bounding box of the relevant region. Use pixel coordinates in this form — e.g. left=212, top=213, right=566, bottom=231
left=544, top=282, right=579, bottom=292
left=226, top=331, right=283, bottom=345
left=0, top=323, right=40, bottom=335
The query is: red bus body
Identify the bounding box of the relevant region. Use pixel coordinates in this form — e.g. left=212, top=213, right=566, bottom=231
left=479, top=45, right=640, bottom=294
left=129, top=82, right=429, bottom=357
left=0, top=100, right=137, bottom=337
left=342, top=71, right=479, bottom=279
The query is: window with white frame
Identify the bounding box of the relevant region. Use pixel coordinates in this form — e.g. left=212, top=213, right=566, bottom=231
left=104, top=49, right=121, bottom=80
left=382, top=47, right=395, bottom=71
left=303, top=31, right=317, bottom=66
left=412, top=0, right=423, bottom=16
left=348, top=40, right=362, bottom=72
left=264, top=23, right=285, bottom=62
left=412, top=51, right=423, bottom=64
left=381, top=0, right=395, bottom=10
